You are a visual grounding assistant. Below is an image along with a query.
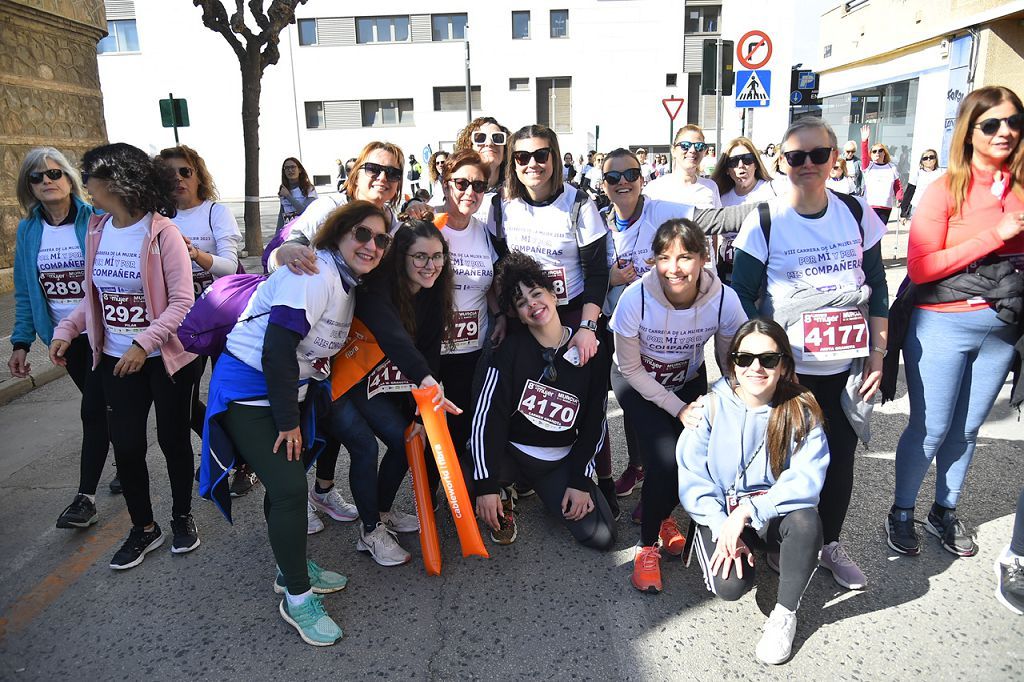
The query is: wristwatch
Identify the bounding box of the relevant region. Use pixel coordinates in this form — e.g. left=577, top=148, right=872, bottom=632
left=579, top=319, right=598, bottom=332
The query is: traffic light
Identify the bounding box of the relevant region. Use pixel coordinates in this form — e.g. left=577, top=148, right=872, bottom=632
left=701, top=39, right=735, bottom=96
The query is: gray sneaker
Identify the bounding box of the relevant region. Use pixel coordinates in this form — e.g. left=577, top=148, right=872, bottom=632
left=926, top=505, right=977, bottom=557
left=381, top=509, right=419, bottom=533
left=307, top=502, right=324, bottom=535
left=309, top=486, right=358, bottom=522
left=756, top=605, right=797, bottom=665
left=357, top=523, right=411, bottom=567
left=819, top=541, right=866, bottom=590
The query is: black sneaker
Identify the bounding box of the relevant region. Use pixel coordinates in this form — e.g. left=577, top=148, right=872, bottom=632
left=994, top=552, right=1024, bottom=615
left=56, top=494, right=98, bottom=529
left=925, top=505, right=977, bottom=557
left=110, top=524, right=164, bottom=570
left=511, top=482, right=535, bottom=498
left=170, top=514, right=201, bottom=554
left=596, top=477, right=621, bottom=521
left=229, top=465, right=259, bottom=497
left=886, top=506, right=921, bottom=555
left=108, top=475, right=122, bottom=495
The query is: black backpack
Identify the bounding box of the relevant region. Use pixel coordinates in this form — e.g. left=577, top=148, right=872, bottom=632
left=756, top=189, right=865, bottom=246
left=489, top=187, right=589, bottom=260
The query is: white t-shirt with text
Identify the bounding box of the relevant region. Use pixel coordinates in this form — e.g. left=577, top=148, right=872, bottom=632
left=440, top=216, right=498, bottom=355
left=37, top=221, right=86, bottom=326
left=92, top=215, right=157, bottom=358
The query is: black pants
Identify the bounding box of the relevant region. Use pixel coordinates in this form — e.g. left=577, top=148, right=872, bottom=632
left=1013, top=488, right=1024, bottom=556
left=501, top=445, right=615, bottom=550
left=190, top=355, right=209, bottom=437
left=439, top=349, right=482, bottom=477
left=615, top=366, right=707, bottom=546
left=99, top=354, right=198, bottom=527
left=610, top=369, right=647, bottom=470
left=693, top=507, right=823, bottom=611
left=797, top=371, right=856, bottom=544
left=872, top=206, right=892, bottom=224
left=64, top=335, right=111, bottom=496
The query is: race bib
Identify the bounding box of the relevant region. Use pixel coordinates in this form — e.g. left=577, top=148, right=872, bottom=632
left=517, top=379, right=580, bottom=432
left=640, top=355, right=690, bottom=389
left=38, top=270, right=85, bottom=304
left=192, top=270, right=214, bottom=297
left=100, top=291, right=149, bottom=335
left=801, top=309, right=868, bottom=361
left=446, top=309, right=480, bottom=350
left=543, top=267, right=569, bottom=306
left=367, top=359, right=415, bottom=399
left=719, top=234, right=736, bottom=265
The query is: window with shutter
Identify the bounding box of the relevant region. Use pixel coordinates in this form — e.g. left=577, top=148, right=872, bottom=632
left=433, top=86, right=482, bottom=111
left=537, top=77, right=572, bottom=133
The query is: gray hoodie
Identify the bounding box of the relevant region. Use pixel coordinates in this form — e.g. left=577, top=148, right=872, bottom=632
left=676, top=377, right=830, bottom=540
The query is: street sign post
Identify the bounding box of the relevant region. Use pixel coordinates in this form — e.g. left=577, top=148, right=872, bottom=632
left=735, top=70, right=771, bottom=107
left=159, top=93, right=189, bottom=144
left=662, top=97, right=685, bottom=172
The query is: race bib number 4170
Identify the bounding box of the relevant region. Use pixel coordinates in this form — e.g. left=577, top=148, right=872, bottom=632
left=517, top=380, right=580, bottom=432
left=801, top=309, right=868, bottom=361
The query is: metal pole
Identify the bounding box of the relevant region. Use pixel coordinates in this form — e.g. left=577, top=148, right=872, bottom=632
left=715, top=40, right=723, bottom=167
left=464, top=27, right=472, bottom=124
left=169, top=92, right=179, bottom=144
left=669, top=118, right=674, bottom=173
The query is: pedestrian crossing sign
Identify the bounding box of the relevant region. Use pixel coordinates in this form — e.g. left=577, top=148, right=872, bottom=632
left=735, top=69, right=771, bottom=108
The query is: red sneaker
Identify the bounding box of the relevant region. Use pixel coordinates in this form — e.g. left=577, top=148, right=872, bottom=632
left=631, top=545, right=663, bottom=593
left=659, top=518, right=686, bottom=556
left=614, top=466, right=645, bottom=497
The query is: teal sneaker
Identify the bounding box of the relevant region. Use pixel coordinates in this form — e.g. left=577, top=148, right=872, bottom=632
left=274, top=559, right=349, bottom=595
left=278, top=594, right=342, bottom=646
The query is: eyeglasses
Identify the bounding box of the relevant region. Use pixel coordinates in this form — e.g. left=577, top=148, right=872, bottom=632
left=974, top=113, right=1023, bottom=136
left=472, top=131, right=507, bottom=146
left=782, top=147, right=832, bottom=167
left=603, top=168, right=642, bottom=185
left=675, top=141, right=708, bottom=153
left=283, top=164, right=298, bottom=171
left=731, top=351, right=785, bottom=369
left=449, top=177, right=487, bottom=193
left=725, top=153, right=757, bottom=169
left=360, top=162, right=402, bottom=183
left=920, top=154, right=937, bottom=162
left=352, top=225, right=392, bottom=250
left=407, top=252, right=446, bottom=268
left=512, top=147, right=553, bottom=166
left=174, top=167, right=195, bottom=179
left=541, top=348, right=558, bottom=383
left=28, top=169, right=65, bottom=184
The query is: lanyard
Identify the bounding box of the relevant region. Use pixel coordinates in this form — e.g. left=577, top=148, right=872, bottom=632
left=729, top=413, right=767, bottom=498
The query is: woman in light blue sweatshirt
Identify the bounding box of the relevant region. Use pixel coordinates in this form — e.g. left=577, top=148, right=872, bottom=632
left=677, top=318, right=829, bottom=665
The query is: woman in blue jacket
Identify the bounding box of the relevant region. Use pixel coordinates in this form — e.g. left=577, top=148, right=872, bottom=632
left=678, top=318, right=829, bottom=665
left=9, top=147, right=111, bottom=530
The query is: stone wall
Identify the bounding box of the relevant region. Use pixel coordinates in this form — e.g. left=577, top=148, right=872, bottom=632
left=0, top=0, right=107, bottom=292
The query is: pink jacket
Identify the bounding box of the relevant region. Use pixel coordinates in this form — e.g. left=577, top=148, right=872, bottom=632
left=53, top=212, right=197, bottom=376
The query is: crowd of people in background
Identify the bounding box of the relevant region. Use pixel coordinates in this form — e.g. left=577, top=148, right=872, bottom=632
left=8, top=85, right=1024, bottom=660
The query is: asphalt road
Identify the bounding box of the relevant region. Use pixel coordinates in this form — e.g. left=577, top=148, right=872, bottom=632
left=0, top=260, right=1021, bottom=680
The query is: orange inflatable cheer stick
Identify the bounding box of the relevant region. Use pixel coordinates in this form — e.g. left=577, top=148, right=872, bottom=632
left=411, top=386, right=489, bottom=559
left=433, top=212, right=448, bottom=229
left=404, top=424, right=442, bottom=576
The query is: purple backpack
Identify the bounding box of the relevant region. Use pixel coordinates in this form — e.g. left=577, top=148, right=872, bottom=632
left=261, top=215, right=299, bottom=274
left=177, top=273, right=267, bottom=356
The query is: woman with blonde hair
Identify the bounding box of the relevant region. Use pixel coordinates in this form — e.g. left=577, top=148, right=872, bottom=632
left=644, top=125, right=722, bottom=209
left=859, top=126, right=903, bottom=223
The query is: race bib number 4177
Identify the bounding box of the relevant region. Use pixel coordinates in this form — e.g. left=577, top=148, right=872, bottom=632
left=801, top=309, right=868, bottom=361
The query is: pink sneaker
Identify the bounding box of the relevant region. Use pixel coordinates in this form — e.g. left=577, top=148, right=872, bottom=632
left=614, top=466, right=645, bottom=497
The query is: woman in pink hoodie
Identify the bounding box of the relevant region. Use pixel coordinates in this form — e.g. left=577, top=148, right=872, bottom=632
left=50, top=143, right=200, bottom=571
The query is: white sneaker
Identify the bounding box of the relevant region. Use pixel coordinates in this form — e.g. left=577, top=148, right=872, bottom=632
left=381, top=509, right=419, bottom=533
left=307, top=502, right=324, bottom=535
left=356, top=523, right=411, bottom=567
left=309, top=486, right=358, bottom=522
left=756, top=605, right=797, bottom=665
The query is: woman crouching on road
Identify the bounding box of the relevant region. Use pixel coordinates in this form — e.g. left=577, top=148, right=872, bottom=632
left=679, top=318, right=829, bottom=665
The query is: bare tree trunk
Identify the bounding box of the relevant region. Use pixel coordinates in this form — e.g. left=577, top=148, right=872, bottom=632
left=240, top=54, right=263, bottom=255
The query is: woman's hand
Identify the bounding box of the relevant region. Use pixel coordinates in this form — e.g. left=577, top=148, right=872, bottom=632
left=419, top=376, right=463, bottom=415
left=489, top=314, right=507, bottom=347
left=710, top=535, right=754, bottom=580
left=609, top=261, right=637, bottom=287
left=183, top=234, right=198, bottom=261
left=860, top=350, right=884, bottom=400
left=476, top=493, right=504, bottom=531
left=995, top=210, right=1024, bottom=242
left=48, top=340, right=70, bottom=367
left=677, top=396, right=705, bottom=430
left=113, top=343, right=147, bottom=377
left=561, top=487, right=593, bottom=522
left=404, top=200, right=431, bottom=220
left=8, top=349, right=30, bottom=378
left=278, top=185, right=290, bottom=200
left=406, top=421, right=425, bottom=443
left=568, top=327, right=598, bottom=366
left=275, top=242, right=319, bottom=275
left=273, top=426, right=303, bottom=461
left=860, top=124, right=870, bottom=142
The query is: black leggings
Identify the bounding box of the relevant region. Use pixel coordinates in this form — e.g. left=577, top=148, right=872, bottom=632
left=64, top=335, right=111, bottom=496
left=1013, top=488, right=1024, bottom=556
left=190, top=355, right=209, bottom=437
left=872, top=206, right=892, bottom=224
left=99, top=354, right=198, bottom=527
left=693, top=507, right=823, bottom=611
left=503, top=445, right=616, bottom=550
left=614, top=366, right=707, bottom=547
left=797, top=371, right=856, bottom=544
left=439, top=349, right=482, bottom=474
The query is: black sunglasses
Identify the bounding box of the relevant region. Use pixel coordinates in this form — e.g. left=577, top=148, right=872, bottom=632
left=920, top=154, right=937, bottom=162
left=725, top=153, right=757, bottom=169
left=731, top=351, right=785, bottom=369
left=974, top=113, right=1023, bottom=136
left=352, top=225, right=392, bottom=250
left=675, top=141, right=708, bottom=153
left=782, top=147, right=832, bottom=167
left=871, top=147, right=886, bottom=155
left=175, top=167, right=194, bottom=179
left=360, top=162, right=403, bottom=183
left=28, top=169, right=65, bottom=184
left=603, top=168, right=642, bottom=185
left=450, top=177, right=487, bottom=193
left=512, top=148, right=553, bottom=166
left=541, top=348, right=558, bottom=383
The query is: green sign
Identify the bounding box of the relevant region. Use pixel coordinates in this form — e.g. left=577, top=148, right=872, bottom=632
left=159, top=98, right=190, bottom=128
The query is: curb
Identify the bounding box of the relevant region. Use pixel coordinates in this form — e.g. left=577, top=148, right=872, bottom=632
left=0, top=365, right=67, bottom=407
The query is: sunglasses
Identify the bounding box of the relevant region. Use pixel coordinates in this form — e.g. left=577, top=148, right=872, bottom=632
left=407, top=252, right=446, bottom=268
left=731, top=351, right=785, bottom=369
left=473, top=131, right=507, bottom=146
left=352, top=225, right=392, bottom=250
left=603, top=168, right=642, bottom=185
left=675, top=141, right=708, bottom=153
left=871, top=147, right=886, bottom=155
left=512, top=147, right=553, bottom=166
left=843, top=149, right=856, bottom=155
left=782, top=147, right=832, bottom=167
left=541, top=348, right=558, bottom=383
left=974, top=113, right=1023, bottom=136
left=174, top=167, right=195, bottom=179
left=920, top=154, right=937, bottom=162
left=28, top=169, right=64, bottom=184
left=725, top=153, right=757, bottom=169
left=360, top=162, right=402, bottom=183
left=450, top=177, right=487, bottom=193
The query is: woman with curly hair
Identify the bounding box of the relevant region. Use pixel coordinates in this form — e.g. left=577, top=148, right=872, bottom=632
left=278, top=157, right=317, bottom=227
left=427, top=149, right=450, bottom=200
left=454, top=116, right=511, bottom=222
left=49, top=142, right=201, bottom=570
left=318, top=217, right=458, bottom=566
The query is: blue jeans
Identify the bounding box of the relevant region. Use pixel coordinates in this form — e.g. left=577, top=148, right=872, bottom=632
left=894, top=307, right=1016, bottom=509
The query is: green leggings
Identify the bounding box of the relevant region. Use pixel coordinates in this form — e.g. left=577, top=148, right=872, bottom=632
left=223, top=403, right=309, bottom=595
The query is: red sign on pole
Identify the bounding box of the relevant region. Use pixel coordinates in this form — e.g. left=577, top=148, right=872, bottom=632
left=737, top=30, right=773, bottom=70
left=662, top=97, right=685, bottom=121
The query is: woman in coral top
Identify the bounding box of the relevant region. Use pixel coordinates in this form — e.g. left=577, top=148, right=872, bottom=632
left=888, top=86, right=1024, bottom=559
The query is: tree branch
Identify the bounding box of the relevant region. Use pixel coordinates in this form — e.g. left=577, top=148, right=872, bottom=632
left=248, top=0, right=270, bottom=32
left=192, top=0, right=246, bottom=62
left=259, top=0, right=308, bottom=71
left=230, top=0, right=257, bottom=43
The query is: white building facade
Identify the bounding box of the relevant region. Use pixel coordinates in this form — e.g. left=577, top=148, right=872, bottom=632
left=96, top=0, right=823, bottom=199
